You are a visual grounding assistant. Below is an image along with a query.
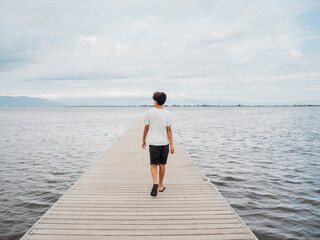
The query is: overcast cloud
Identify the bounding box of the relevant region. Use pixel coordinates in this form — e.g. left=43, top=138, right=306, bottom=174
left=0, top=0, right=319, bottom=104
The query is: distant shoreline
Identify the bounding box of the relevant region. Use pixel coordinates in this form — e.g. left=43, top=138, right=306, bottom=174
left=1, top=96, right=319, bottom=107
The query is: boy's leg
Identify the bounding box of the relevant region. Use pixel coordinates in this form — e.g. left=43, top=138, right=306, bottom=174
left=149, top=145, right=160, bottom=185
left=158, top=145, right=169, bottom=190
left=159, top=164, right=165, bottom=190
left=150, top=165, right=158, bottom=184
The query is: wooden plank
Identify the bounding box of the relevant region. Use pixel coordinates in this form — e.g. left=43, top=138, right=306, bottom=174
left=29, top=228, right=252, bottom=236
left=39, top=218, right=241, bottom=225
left=23, top=234, right=254, bottom=240
left=20, top=117, right=258, bottom=240
left=41, top=215, right=239, bottom=221
left=32, top=223, right=246, bottom=230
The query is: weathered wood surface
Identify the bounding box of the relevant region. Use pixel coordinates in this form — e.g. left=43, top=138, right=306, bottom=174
left=21, top=118, right=258, bottom=240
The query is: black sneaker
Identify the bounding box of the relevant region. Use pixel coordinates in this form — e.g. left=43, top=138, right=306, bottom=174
left=150, top=184, right=158, bottom=197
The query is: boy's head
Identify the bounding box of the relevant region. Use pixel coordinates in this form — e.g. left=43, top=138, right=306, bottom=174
left=153, top=91, right=167, bottom=106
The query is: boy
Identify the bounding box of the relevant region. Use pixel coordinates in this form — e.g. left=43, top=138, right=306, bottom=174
left=142, top=91, right=175, bottom=197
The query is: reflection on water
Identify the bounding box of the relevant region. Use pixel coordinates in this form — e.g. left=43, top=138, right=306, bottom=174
left=1, top=107, right=319, bottom=240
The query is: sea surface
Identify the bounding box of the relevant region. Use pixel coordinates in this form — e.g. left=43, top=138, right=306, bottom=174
left=0, top=107, right=319, bottom=240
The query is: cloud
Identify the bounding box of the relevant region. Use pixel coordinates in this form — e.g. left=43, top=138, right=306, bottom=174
left=0, top=0, right=319, bottom=103
left=291, top=50, right=301, bottom=58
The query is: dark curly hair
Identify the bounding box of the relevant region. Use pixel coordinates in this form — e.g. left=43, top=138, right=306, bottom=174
left=153, top=91, right=167, bottom=106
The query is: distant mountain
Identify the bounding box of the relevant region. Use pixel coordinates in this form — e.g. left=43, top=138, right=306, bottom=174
left=0, top=96, right=62, bottom=107
left=55, top=97, right=150, bottom=106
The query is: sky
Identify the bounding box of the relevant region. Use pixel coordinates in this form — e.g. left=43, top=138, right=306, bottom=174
left=0, top=0, right=319, bottom=104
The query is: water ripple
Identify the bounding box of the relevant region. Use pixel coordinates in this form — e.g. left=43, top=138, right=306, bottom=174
left=1, top=107, right=320, bottom=240
left=172, top=107, right=320, bottom=240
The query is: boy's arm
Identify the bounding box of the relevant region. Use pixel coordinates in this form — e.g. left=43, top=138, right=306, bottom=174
left=142, top=125, right=149, bottom=149
left=166, top=126, right=175, bottom=154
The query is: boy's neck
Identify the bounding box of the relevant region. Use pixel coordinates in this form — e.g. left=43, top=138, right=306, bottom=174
left=154, top=100, right=163, bottom=109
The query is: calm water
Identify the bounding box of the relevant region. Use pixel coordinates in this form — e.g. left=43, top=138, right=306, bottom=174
left=172, top=107, right=320, bottom=240
left=0, top=107, right=319, bottom=240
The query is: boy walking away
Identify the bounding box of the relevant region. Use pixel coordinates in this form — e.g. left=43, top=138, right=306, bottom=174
left=142, top=92, right=175, bottom=197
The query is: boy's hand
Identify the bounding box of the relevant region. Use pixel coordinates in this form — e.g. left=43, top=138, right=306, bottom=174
left=170, top=144, right=175, bottom=154
left=142, top=141, right=146, bottom=149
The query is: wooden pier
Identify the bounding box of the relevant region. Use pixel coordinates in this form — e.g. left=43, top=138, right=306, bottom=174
left=21, top=118, right=258, bottom=240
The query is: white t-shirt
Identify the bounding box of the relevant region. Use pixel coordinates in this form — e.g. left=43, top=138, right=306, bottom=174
left=144, top=108, right=172, bottom=146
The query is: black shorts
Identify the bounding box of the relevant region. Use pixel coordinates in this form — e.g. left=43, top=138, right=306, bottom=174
left=149, top=144, right=169, bottom=165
